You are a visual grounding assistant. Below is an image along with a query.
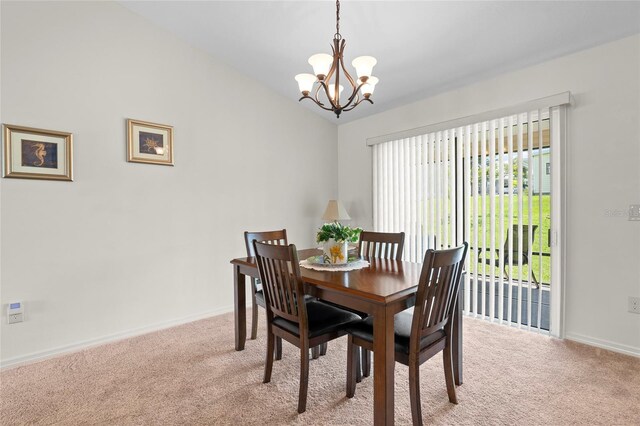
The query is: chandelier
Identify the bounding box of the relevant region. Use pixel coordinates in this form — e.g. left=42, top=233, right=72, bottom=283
left=295, top=0, right=378, bottom=118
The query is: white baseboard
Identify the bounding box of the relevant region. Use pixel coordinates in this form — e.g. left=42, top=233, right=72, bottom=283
left=565, top=332, right=640, bottom=358
left=0, top=305, right=236, bottom=370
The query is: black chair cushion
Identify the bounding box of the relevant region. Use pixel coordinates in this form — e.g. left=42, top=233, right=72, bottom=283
left=322, top=301, right=368, bottom=320
left=347, top=308, right=446, bottom=354
left=272, top=300, right=361, bottom=339
left=256, top=290, right=314, bottom=309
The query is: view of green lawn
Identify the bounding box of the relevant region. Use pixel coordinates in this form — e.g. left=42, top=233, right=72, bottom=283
left=468, top=194, right=551, bottom=284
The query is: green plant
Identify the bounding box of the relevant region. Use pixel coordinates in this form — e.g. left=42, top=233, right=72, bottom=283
left=316, top=222, right=362, bottom=244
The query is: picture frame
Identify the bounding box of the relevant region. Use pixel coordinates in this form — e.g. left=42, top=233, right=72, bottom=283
left=3, top=124, right=73, bottom=181
left=127, top=119, right=174, bottom=166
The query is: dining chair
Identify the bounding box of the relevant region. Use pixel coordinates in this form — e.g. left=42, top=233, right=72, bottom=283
left=358, top=230, right=406, bottom=261
left=477, top=224, right=539, bottom=288
left=356, top=230, right=406, bottom=379
left=244, top=230, right=327, bottom=360
left=244, top=230, right=287, bottom=359
left=346, top=243, right=468, bottom=426
left=253, top=240, right=361, bottom=413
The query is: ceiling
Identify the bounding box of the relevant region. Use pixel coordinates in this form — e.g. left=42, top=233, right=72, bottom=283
left=121, top=1, right=640, bottom=124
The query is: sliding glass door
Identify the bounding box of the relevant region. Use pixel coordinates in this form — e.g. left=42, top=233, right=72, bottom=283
left=372, top=105, right=566, bottom=336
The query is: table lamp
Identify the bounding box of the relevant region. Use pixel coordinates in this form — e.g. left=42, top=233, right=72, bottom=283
left=322, top=200, right=351, bottom=222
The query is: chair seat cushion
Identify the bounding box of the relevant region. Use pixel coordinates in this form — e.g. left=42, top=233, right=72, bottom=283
left=322, top=301, right=368, bottom=320
left=256, top=290, right=314, bottom=308
left=347, top=308, right=446, bottom=354
left=273, top=300, right=361, bottom=339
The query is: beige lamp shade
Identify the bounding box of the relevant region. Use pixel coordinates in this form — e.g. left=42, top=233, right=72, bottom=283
left=322, top=200, right=351, bottom=221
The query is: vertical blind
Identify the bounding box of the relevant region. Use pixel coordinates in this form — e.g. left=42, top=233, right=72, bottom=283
left=373, top=108, right=554, bottom=331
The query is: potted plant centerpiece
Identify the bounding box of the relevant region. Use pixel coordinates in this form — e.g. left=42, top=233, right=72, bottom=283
left=316, top=222, right=362, bottom=264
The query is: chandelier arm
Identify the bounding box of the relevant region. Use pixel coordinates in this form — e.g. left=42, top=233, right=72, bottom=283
left=312, top=83, right=328, bottom=107
left=318, top=72, right=339, bottom=110
left=353, top=90, right=361, bottom=108
left=333, top=39, right=344, bottom=106
left=338, top=42, right=358, bottom=91
left=336, top=39, right=360, bottom=110
left=299, top=94, right=335, bottom=112
left=342, top=97, right=373, bottom=112
left=318, top=41, right=340, bottom=109
left=324, top=41, right=338, bottom=84
left=340, top=80, right=367, bottom=110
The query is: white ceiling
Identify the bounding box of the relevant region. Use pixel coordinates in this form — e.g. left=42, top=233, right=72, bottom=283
left=121, top=1, right=640, bottom=124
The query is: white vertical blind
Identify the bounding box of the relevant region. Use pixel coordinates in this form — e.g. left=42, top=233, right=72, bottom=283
left=507, top=115, right=514, bottom=324
left=537, top=108, right=549, bottom=330
left=463, top=125, right=472, bottom=314
left=372, top=107, right=557, bottom=333
left=516, top=113, right=524, bottom=328
left=527, top=112, right=534, bottom=330
left=480, top=123, right=487, bottom=317
left=489, top=120, right=496, bottom=322
left=472, top=124, right=479, bottom=316
left=498, top=118, right=505, bottom=324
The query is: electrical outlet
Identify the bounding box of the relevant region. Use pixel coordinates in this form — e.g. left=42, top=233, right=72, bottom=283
left=8, top=313, right=23, bottom=324
left=629, top=297, right=640, bottom=314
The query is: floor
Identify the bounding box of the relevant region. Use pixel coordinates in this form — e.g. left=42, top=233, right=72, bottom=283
left=1, top=312, right=639, bottom=425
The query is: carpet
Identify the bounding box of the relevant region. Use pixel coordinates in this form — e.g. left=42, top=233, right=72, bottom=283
left=1, top=312, right=639, bottom=425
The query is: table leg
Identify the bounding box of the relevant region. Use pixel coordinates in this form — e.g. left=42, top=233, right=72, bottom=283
left=234, top=265, right=247, bottom=351
left=453, top=289, right=463, bottom=385
left=373, top=306, right=395, bottom=426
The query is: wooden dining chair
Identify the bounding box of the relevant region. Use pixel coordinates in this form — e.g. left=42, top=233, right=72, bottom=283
left=253, top=241, right=361, bottom=413
left=244, top=230, right=287, bottom=341
left=244, top=230, right=288, bottom=359
left=358, top=230, right=406, bottom=261
left=346, top=243, right=468, bottom=426
left=356, top=230, right=406, bottom=379
left=244, top=230, right=326, bottom=360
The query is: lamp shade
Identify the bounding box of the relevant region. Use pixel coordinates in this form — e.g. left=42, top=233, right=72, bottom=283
left=308, top=53, right=333, bottom=78
left=328, top=84, right=344, bottom=101
left=352, top=56, right=377, bottom=80
left=362, top=76, right=379, bottom=96
left=295, top=73, right=317, bottom=94
left=322, top=200, right=351, bottom=221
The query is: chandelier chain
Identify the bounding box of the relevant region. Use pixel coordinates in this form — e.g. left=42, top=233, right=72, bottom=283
left=335, top=0, right=341, bottom=39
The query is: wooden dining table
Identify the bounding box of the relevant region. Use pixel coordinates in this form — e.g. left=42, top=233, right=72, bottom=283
left=231, top=248, right=463, bottom=426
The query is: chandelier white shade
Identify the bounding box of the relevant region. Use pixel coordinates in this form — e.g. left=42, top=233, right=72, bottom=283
left=295, top=73, right=316, bottom=95
left=328, top=84, right=344, bottom=100
left=352, top=56, right=377, bottom=80
left=294, top=0, right=379, bottom=118
left=362, top=76, right=379, bottom=96
left=308, top=53, right=333, bottom=78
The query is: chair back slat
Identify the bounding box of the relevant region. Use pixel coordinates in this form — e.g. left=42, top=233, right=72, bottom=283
left=358, top=231, right=405, bottom=261
left=244, top=229, right=288, bottom=257
left=253, top=241, right=305, bottom=324
left=412, top=243, right=468, bottom=340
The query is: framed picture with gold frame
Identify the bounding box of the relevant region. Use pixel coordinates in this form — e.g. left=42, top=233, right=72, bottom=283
left=127, top=119, right=174, bottom=166
left=3, top=124, right=73, bottom=181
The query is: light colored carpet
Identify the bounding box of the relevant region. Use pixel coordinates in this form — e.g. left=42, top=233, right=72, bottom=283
left=1, top=312, right=639, bottom=425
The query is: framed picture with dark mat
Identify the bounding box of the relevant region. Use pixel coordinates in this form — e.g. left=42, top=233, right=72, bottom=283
left=127, top=118, right=173, bottom=166
left=3, top=124, right=73, bottom=181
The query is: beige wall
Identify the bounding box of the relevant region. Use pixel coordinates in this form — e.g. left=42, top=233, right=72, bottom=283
left=0, top=1, right=337, bottom=365
left=2, top=1, right=638, bottom=366
left=338, top=35, right=640, bottom=356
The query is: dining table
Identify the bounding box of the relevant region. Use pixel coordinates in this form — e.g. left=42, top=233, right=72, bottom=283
left=230, top=248, right=463, bottom=426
